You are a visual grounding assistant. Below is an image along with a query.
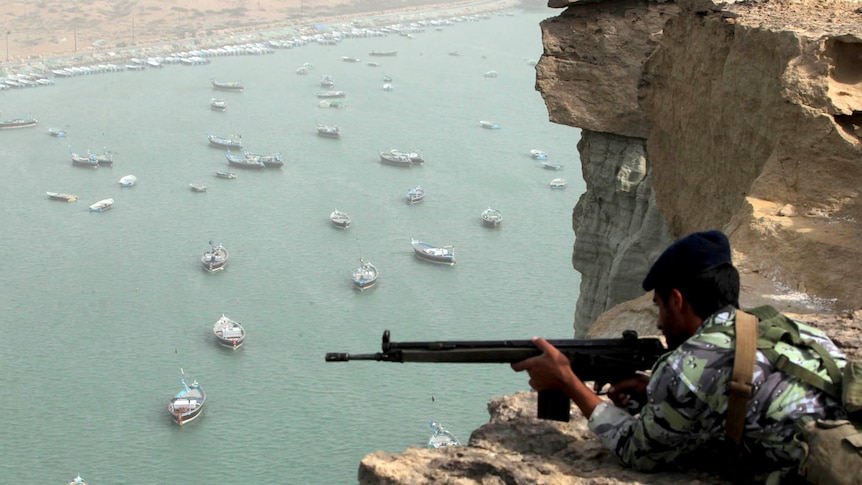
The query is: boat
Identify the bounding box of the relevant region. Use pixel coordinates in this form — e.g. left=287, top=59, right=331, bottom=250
left=48, top=128, right=67, bottom=137
left=69, top=148, right=98, bottom=168
left=88, top=198, right=114, bottom=212
left=215, top=170, right=237, bottom=179
left=46, top=192, right=77, bottom=202
left=330, top=209, right=351, bottom=229
left=382, top=75, right=393, bottom=82
left=369, top=50, right=397, bottom=57
left=202, top=242, right=229, bottom=272
left=481, top=207, right=503, bottom=227
left=167, top=372, right=206, bottom=426
left=390, top=149, right=424, bottom=164
left=530, top=149, right=547, bottom=160
left=318, top=100, right=346, bottom=109
left=542, top=161, right=563, bottom=171
left=448, top=51, right=462, bottom=56
left=550, top=178, right=567, bottom=189
left=319, top=74, right=335, bottom=87
left=379, top=149, right=422, bottom=167
left=317, top=124, right=341, bottom=138
left=483, top=70, right=498, bottom=78
left=479, top=120, right=500, bottom=129
left=382, top=83, right=394, bottom=91
left=296, top=66, right=308, bottom=75
left=243, top=149, right=283, bottom=168
left=341, top=56, right=361, bottom=63
left=207, top=132, right=242, bottom=149
left=411, top=239, right=455, bottom=265
left=66, top=474, right=87, bottom=485
left=189, top=183, right=207, bottom=192
left=119, top=174, right=137, bottom=187
left=225, top=150, right=265, bottom=169
left=89, top=149, right=114, bottom=167
left=316, top=90, right=345, bottom=98
left=428, top=421, right=461, bottom=449
left=406, top=185, right=425, bottom=204
left=210, top=98, right=227, bottom=111
left=367, top=62, right=381, bottom=67
left=212, top=314, right=246, bottom=349
left=0, top=118, right=38, bottom=129
left=352, top=258, right=378, bottom=290
left=210, top=77, right=243, bottom=91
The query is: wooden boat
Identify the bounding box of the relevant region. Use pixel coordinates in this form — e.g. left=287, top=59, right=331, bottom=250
left=550, top=178, right=567, bottom=189
left=481, top=207, right=503, bottom=227
left=48, top=128, right=67, bottom=137
left=542, top=161, right=563, bottom=171
left=479, top=120, right=500, bottom=129
left=330, top=209, right=351, bottom=229
left=379, top=151, right=414, bottom=167
left=411, top=239, right=455, bottom=265
left=243, top=150, right=283, bottom=168
left=167, top=372, right=206, bottom=426
left=207, top=132, right=242, bottom=149
left=225, top=150, right=265, bottom=169
left=390, top=149, right=424, bottom=164
left=407, top=185, right=425, bottom=204
left=210, top=98, right=227, bottom=111
left=0, top=117, right=38, bottom=129
left=67, top=474, right=87, bottom=485
left=88, top=198, right=114, bottom=212
left=369, top=50, right=397, bottom=57
left=90, top=149, right=114, bottom=167
left=46, top=192, right=77, bottom=202
left=318, top=99, right=346, bottom=109
left=189, top=183, right=208, bottom=192
left=317, top=124, right=341, bottom=138
left=119, top=175, right=137, bottom=187
left=215, top=171, right=237, bottom=179
left=530, top=149, right=547, bottom=160
left=202, top=242, right=229, bottom=272
left=212, top=314, right=246, bottom=349
left=316, top=90, right=345, bottom=98
left=210, top=77, right=243, bottom=91
left=69, top=148, right=98, bottom=168
left=352, top=258, right=378, bottom=290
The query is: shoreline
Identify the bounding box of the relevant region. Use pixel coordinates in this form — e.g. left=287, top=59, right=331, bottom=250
left=1, top=0, right=521, bottom=76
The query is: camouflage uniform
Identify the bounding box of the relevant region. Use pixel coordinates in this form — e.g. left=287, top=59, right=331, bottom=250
left=588, top=306, right=847, bottom=472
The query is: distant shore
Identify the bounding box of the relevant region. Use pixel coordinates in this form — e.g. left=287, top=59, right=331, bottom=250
left=1, top=0, right=521, bottom=75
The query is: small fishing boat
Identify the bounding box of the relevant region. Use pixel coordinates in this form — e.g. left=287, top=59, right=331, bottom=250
left=66, top=474, right=87, bottom=485
left=542, top=161, right=563, bottom=171
left=483, top=70, right=498, bottom=78
left=243, top=150, right=283, bottom=168
left=88, top=198, right=114, bottom=212
left=369, top=50, right=397, bottom=57
left=530, top=149, right=547, bottom=160
left=382, top=83, right=394, bottom=91
left=202, top=242, right=229, bottom=272
left=428, top=421, right=461, bottom=448
left=0, top=117, right=38, bottom=129
left=212, top=314, right=246, bottom=349
left=225, top=150, right=265, bottom=169
left=167, top=371, right=206, bottom=426
left=379, top=151, right=414, bottom=167
left=210, top=77, right=243, bottom=91
left=479, top=120, right=500, bottom=129
left=341, top=56, right=361, bottom=63
left=46, top=192, right=77, bottom=202
left=352, top=258, right=378, bottom=290
left=390, top=149, right=424, bottom=164
left=207, top=132, right=242, bottom=149
left=87, top=149, right=114, bottom=167
left=319, top=74, right=335, bottom=87
left=189, top=183, right=208, bottom=192
left=215, top=171, right=237, bottom=179
left=330, top=209, right=351, bottom=229
left=411, top=239, right=455, bottom=265
left=550, top=178, right=567, bottom=189
left=481, top=207, right=503, bottom=227
left=318, top=100, right=346, bottom=109
left=48, top=128, right=67, bottom=137
left=317, top=124, right=341, bottom=138
left=407, top=185, right=425, bottom=204
left=210, top=98, right=227, bottom=111
left=119, top=174, right=137, bottom=187
left=69, top=148, right=98, bottom=168
left=316, top=90, right=345, bottom=98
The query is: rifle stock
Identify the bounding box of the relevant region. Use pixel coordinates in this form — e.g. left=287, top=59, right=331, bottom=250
left=326, top=330, right=666, bottom=422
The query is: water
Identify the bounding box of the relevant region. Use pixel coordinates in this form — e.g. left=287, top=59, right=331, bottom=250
left=0, top=10, right=583, bottom=484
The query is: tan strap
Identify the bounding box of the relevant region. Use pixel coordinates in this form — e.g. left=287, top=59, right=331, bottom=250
left=727, top=310, right=759, bottom=445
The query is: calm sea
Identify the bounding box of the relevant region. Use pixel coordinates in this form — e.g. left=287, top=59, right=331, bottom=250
left=0, top=9, right=583, bottom=484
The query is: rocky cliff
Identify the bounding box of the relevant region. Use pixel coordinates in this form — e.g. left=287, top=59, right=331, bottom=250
left=357, top=1, right=862, bottom=483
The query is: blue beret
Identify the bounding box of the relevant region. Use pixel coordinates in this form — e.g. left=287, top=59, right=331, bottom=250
left=642, top=230, right=732, bottom=291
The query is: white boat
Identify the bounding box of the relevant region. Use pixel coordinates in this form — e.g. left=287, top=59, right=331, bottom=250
left=46, top=192, right=77, bottom=202
left=210, top=98, right=227, bottom=111
left=119, top=174, right=137, bottom=187
left=189, top=183, right=207, bottom=192
left=67, top=474, right=87, bottom=485
left=428, top=421, right=461, bottom=448
left=411, top=239, right=455, bottom=265
left=407, top=185, right=425, bottom=204
left=212, top=314, right=246, bottom=349
left=88, top=198, right=114, bottom=212
left=479, top=120, right=500, bottom=129
left=330, top=209, right=351, bottom=229
left=202, top=242, right=229, bottom=272
left=550, top=178, right=567, bottom=189
left=317, top=124, right=342, bottom=138
left=530, top=149, right=547, bottom=160
left=352, top=258, right=379, bottom=290
left=542, top=161, right=564, bottom=171
left=481, top=207, right=503, bottom=227
left=483, top=70, right=498, bottom=78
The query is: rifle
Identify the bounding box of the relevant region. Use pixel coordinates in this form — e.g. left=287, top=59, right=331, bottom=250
left=326, top=330, right=666, bottom=422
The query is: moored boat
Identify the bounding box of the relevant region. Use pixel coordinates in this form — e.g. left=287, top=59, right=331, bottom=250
left=319, top=74, right=335, bottom=87
left=225, top=150, right=265, bottom=169
left=530, top=149, right=547, bottom=160
left=481, top=207, right=503, bottom=227
left=189, top=183, right=207, bottom=192
left=316, top=90, right=345, bottom=98
left=330, top=209, right=351, bottom=229
left=202, top=242, right=229, bottom=272
left=483, top=70, right=498, bottom=78
left=210, top=77, right=243, bottom=91
left=390, top=149, right=424, bottom=164
left=317, top=124, right=341, bottom=138
left=67, top=474, right=87, bottom=485
left=48, top=128, right=67, bottom=137
left=341, top=56, right=361, bottom=63
left=407, top=185, right=425, bottom=204
left=215, top=170, right=237, bottom=179
left=119, top=174, right=137, bottom=187
left=210, top=98, right=227, bottom=111
left=167, top=372, right=206, bottom=426
left=46, top=192, right=77, bottom=202
left=479, top=120, right=500, bottom=129
left=379, top=151, right=413, bottom=167
left=212, top=314, right=246, bottom=349
left=207, top=132, right=242, bottom=149
left=88, top=198, right=114, bottom=212
left=411, top=239, right=455, bottom=265
left=69, top=148, right=98, bottom=168
left=0, top=117, right=38, bottom=129
left=542, top=161, right=563, bottom=171
left=352, top=258, right=378, bottom=290
left=90, top=149, right=114, bottom=167
left=550, top=178, right=567, bottom=189
left=369, top=50, right=397, bottom=57
left=243, top=149, right=282, bottom=168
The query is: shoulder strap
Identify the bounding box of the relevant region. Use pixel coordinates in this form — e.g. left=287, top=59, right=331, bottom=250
left=727, top=310, right=759, bottom=445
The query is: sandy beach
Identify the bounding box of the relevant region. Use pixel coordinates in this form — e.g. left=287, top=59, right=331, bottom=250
left=1, top=0, right=519, bottom=73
